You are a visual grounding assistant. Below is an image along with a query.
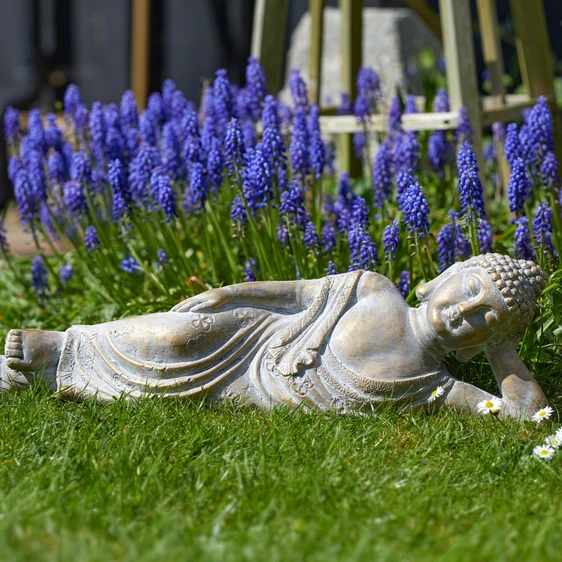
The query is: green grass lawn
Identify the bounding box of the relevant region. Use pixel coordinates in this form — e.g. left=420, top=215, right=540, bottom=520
left=1, top=390, right=562, bottom=562
left=1, top=275, right=562, bottom=562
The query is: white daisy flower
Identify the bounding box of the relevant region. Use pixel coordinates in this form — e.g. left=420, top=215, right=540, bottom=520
left=532, top=406, right=554, bottom=424
left=477, top=397, right=502, bottom=415
left=554, top=427, right=562, bottom=441
left=533, top=444, right=555, bottom=460
left=545, top=435, right=562, bottom=449
left=428, top=385, right=445, bottom=403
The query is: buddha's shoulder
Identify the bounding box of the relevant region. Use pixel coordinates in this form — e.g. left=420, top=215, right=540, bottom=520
left=355, top=270, right=404, bottom=300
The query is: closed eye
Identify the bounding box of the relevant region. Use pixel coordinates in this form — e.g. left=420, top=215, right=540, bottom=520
left=465, top=278, right=481, bottom=299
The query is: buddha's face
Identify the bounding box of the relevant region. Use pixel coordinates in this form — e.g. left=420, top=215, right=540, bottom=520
left=418, top=268, right=510, bottom=349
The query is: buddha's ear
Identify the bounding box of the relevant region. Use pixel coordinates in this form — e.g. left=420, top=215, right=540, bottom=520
left=455, top=347, right=481, bottom=363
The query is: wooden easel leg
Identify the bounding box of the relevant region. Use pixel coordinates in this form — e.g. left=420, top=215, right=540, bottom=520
left=339, top=0, right=362, bottom=178
left=439, top=0, right=484, bottom=188
left=309, top=0, right=325, bottom=107
left=131, top=0, right=151, bottom=109
left=251, top=0, right=290, bottom=94
left=509, top=0, right=562, bottom=166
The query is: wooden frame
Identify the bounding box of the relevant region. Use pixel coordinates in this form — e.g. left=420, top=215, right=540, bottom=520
left=130, top=0, right=151, bottom=109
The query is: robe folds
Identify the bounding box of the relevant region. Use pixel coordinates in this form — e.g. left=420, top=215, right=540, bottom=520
left=56, top=270, right=454, bottom=411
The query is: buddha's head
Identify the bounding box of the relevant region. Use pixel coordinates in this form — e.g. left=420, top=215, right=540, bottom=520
left=416, top=254, right=547, bottom=353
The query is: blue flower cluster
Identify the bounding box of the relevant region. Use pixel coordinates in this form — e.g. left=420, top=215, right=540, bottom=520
left=2, top=61, right=559, bottom=301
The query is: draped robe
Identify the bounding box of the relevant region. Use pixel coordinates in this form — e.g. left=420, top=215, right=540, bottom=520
left=56, top=270, right=454, bottom=411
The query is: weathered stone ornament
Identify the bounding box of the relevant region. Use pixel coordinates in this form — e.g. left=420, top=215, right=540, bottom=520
left=0, top=254, right=549, bottom=419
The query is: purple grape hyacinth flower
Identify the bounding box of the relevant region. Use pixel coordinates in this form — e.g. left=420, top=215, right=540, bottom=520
left=322, top=221, right=337, bottom=253
left=224, top=119, right=245, bottom=178
left=351, top=197, right=369, bottom=228
left=395, top=169, right=414, bottom=210
left=394, top=131, right=419, bottom=174
left=129, top=143, right=159, bottom=206
left=428, top=130, right=448, bottom=176
left=290, top=108, right=310, bottom=180
left=60, top=263, right=74, bottom=285
left=504, top=123, right=522, bottom=169
left=188, top=161, right=209, bottom=210
left=157, top=248, right=168, bottom=266
left=348, top=223, right=379, bottom=271
left=45, top=114, right=63, bottom=151
left=279, top=181, right=304, bottom=217
left=303, top=221, right=319, bottom=250
left=372, top=141, right=393, bottom=207
left=308, top=105, right=325, bottom=180
left=63, top=179, right=87, bottom=218
left=243, top=143, right=273, bottom=214
left=541, top=151, right=560, bottom=188
left=383, top=220, right=399, bottom=259
left=31, top=256, right=49, bottom=299
left=397, top=270, right=410, bottom=298
left=121, top=257, right=140, bottom=274
left=120, top=90, right=139, bottom=129
left=289, top=68, right=308, bottom=110
left=513, top=217, right=536, bottom=261
left=478, top=219, right=493, bottom=253
left=507, top=157, right=531, bottom=214
left=354, top=67, right=380, bottom=122
left=109, top=158, right=132, bottom=222
left=402, top=181, right=430, bottom=238
left=3, top=106, right=20, bottom=145
left=213, top=69, right=238, bottom=136
left=404, top=94, right=418, bottom=114
left=455, top=107, right=472, bottom=144
left=84, top=226, right=100, bottom=252
left=242, top=119, right=257, bottom=151
left=262, top=96, right=287, bottom=175
left=436, top=211, right=470, bottom=272
left=433, top=89, right=450, bottom=113
left=27, top=150, right=47, bottom=205
left=207, top=135, right=224, bottom=191
left=150, top=168, right=177, bottom=222
left=64, top=84, right=82, bottom=117
left=27, top=109, right=47, bottom=154
left=533, top=201, right=556, bottom=259
left=325, top=261, right=338, bottom=276
left=277, top=221, right=289, bottom=246
left=231, top=195, right=247, bottom=228
left=457, top=142, right=485, bottom=219
left=528, top=96, right=554, bottom=157
left=388, top=96, right=402, bottom=136
left=89, top=102, right=107, bottom=164
left=245, top=57, right=267, bottom=122
left=245, top=259, right=257, bottom=282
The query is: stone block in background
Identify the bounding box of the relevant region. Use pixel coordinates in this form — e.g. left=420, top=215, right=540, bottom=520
left=73, top=0, right=129, bottom=105
left=281, top=7, right=442, bottom=105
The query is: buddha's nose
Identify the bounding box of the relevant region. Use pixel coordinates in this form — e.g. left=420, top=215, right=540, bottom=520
left=458, top=298, right=486, bottom=316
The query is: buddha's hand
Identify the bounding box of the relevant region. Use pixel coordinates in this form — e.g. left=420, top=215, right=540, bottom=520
left=173, top=288, right=229, bottom=313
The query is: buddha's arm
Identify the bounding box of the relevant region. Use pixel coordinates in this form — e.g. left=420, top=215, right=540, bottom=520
left=485, top=340, right=548, bottom=418
left=172, top=278, right=325, bottom=313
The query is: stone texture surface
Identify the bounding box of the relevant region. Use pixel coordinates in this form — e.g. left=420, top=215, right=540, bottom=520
left=281, top=7, right=442, bottom=105
left=0, top=254, right=551, bottom=420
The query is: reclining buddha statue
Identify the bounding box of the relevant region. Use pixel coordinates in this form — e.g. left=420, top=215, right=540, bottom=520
left=0, top=253, right=550, bottom=420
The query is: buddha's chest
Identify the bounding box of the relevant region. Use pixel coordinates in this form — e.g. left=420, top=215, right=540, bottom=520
left=329, top=298, right=431, bottom=379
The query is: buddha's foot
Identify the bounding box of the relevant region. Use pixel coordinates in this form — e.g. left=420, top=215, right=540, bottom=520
left=5, top=330, right=25, bottom=366
left=5, top=329, right=64, bottom=373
